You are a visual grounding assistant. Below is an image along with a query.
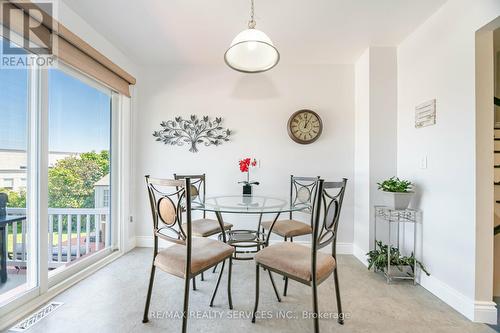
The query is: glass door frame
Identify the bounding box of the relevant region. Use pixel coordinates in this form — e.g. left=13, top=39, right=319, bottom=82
left=0, top=45, right=43, bottom=314
left=0, top=51, right=126, bottom=316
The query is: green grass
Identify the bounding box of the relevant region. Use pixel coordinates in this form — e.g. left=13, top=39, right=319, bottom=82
left=7, top=232, right=89, bottom=253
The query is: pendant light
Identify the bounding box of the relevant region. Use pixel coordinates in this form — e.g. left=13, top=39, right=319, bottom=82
left=224, top=0, right=280, bottom=73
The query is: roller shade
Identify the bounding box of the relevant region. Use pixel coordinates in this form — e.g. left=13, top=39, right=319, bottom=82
left=0, top=0, right=135, bottom=96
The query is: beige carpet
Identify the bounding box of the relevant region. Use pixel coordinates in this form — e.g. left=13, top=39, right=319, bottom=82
left=11, top=248, right=495, bottom=333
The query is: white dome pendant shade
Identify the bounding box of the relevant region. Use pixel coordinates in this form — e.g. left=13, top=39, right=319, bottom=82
left=224, top=28, right=280, bottom=73
left=224, top=0, right=279, bottom=73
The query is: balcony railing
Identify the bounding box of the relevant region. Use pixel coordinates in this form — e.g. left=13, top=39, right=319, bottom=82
left=6, top=208, right=110, bottom=269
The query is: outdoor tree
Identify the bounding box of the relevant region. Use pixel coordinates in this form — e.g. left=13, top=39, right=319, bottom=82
left=48, top=150, right=109, bottom=208
left=0, top=188, right=27, bottom=208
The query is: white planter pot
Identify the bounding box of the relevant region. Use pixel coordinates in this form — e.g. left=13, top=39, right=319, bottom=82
left=381, top=191, right=414, bottom=210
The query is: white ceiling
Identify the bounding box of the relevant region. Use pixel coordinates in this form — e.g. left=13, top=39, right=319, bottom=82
left=62, top=0, right=446, bottom=65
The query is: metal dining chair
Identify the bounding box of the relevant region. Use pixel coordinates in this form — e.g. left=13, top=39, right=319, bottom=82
left=174, top=173, right=233, bottom=289
left=142, top=176, right=234, bottom=333
left=261, top=175, right=320, bottom=295
left=252, top=178, right=347, bottom=333
left=173, top=174, right=233, bottom=238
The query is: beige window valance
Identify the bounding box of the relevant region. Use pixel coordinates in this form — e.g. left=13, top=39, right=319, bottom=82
left=0, top=0, right=136, bottom=96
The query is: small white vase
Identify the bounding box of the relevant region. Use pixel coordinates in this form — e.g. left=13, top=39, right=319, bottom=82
left=382, top=191, right=414, bottom=210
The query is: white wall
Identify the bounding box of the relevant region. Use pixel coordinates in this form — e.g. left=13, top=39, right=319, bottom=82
left=57, top=1, right=138, bottom=78
left=133, top=64, right=354, bottom=249
left=397, top=0, right=500, bottom=322
left=354, top=50, right=371, bottom=261
left=353, top=47, right=398, bottom=263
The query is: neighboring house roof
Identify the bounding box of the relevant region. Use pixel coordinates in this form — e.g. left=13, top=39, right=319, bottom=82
left=94, top=174, right=110, bottom=187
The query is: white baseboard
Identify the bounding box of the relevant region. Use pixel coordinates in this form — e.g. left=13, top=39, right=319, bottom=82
left=135, top=236, right=353, bottom=255
left=125, top=236, right=137, bottom=252
left=419, top=273, right=498, bottom=324
left=335, top=242, right=353, bottom=255
left=419, top=273, right=475, bottom=320
left=135, top=235, right=161, bottom=248
left=352, top=243, right=369, bottom=267
left=349, top=244, right=497, bottom=324
left=474, top=301, right=497, bottom=324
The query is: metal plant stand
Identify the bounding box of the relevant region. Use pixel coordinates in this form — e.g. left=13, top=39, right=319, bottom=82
left=374, top=206, right=422, bottom=285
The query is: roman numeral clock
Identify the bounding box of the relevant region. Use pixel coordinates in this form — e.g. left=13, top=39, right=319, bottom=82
left=287, top=109, right=323, bottom=144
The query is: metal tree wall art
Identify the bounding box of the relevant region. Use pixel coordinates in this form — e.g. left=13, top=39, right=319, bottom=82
left=153, top=115, right=232, bottom=153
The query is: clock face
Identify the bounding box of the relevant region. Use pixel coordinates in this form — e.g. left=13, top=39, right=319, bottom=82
left=287, top=110, right=323, bottom=144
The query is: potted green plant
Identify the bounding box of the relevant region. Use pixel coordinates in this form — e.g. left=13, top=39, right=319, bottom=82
left=367, top=241, right=430, bottom=277
left=377, top=176, right=414, bottom=210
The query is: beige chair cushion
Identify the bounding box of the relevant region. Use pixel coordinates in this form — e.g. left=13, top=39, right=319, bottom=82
left=261, top=219, right=312, bottom=237
left=154, top=237, right=234, bottom=278
left=182, top=218, right=233, bottom=237
left=255, top=242, right=335, bottom=282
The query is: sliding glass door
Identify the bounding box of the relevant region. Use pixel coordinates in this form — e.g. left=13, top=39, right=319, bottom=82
left=0, top=37, right=37, bottom=305
left=47, top=66, right=113, bottom=278
left=0, top=36, right=117, bottom=307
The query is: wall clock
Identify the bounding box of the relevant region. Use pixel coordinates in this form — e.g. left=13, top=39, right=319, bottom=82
left=287, top=109, right=323, bottom=144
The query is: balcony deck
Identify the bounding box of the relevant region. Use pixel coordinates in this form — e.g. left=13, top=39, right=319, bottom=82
left=1, top=208, right=109, bottom=304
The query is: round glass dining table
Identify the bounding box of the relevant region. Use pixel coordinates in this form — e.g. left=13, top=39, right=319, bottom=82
left=192, top=195, right=309, bottom=260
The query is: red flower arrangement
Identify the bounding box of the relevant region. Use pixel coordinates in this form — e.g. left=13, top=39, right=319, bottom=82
left=238, top=157, right=259, bottom=186
left=239, top=158, right=257, bottom=173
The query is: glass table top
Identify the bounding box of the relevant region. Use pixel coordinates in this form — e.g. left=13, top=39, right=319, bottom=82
left=192, top=195, right=309, bottom=214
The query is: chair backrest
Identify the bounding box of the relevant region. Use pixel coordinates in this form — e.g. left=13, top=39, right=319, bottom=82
left=174, top=173, right=206, bottom=218
left=145, top=175, right=193, bottom=276
left=311, top=178, right=347, bottom=260
left=289, top=175, right=321, bottom=220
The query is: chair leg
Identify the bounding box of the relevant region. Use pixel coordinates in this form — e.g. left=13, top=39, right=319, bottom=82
left=210, top=260, right=226, bottom=307
left=333, top=267, right=344, bottom=325
left=192, top=276, right=197, bottom=290
left=283, top=236, right=288, bottom=281
left=252, top=264, right=260, bottom=323
left=228, top=257, right=233, bottom=310
left=283, top=237, right=293, bottom=293
left=142, top=264, right=156, bottom=323
left=268, top=270, right=281, bottom=302
left=312, top=279, right=319, bottom=333
left=213, top=263, right=218, bottom=273
left=283, top=276, right=289, bottom=296
left=201, top=272, right=204, bottom=281
left=182, top=276, right=191, bottom=333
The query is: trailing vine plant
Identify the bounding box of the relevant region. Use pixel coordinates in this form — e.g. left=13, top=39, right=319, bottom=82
left=367, top=241, right=430, bottom=276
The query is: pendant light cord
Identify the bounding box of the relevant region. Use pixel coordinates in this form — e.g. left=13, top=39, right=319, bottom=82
left=248, top=0, right=256, bottom=29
